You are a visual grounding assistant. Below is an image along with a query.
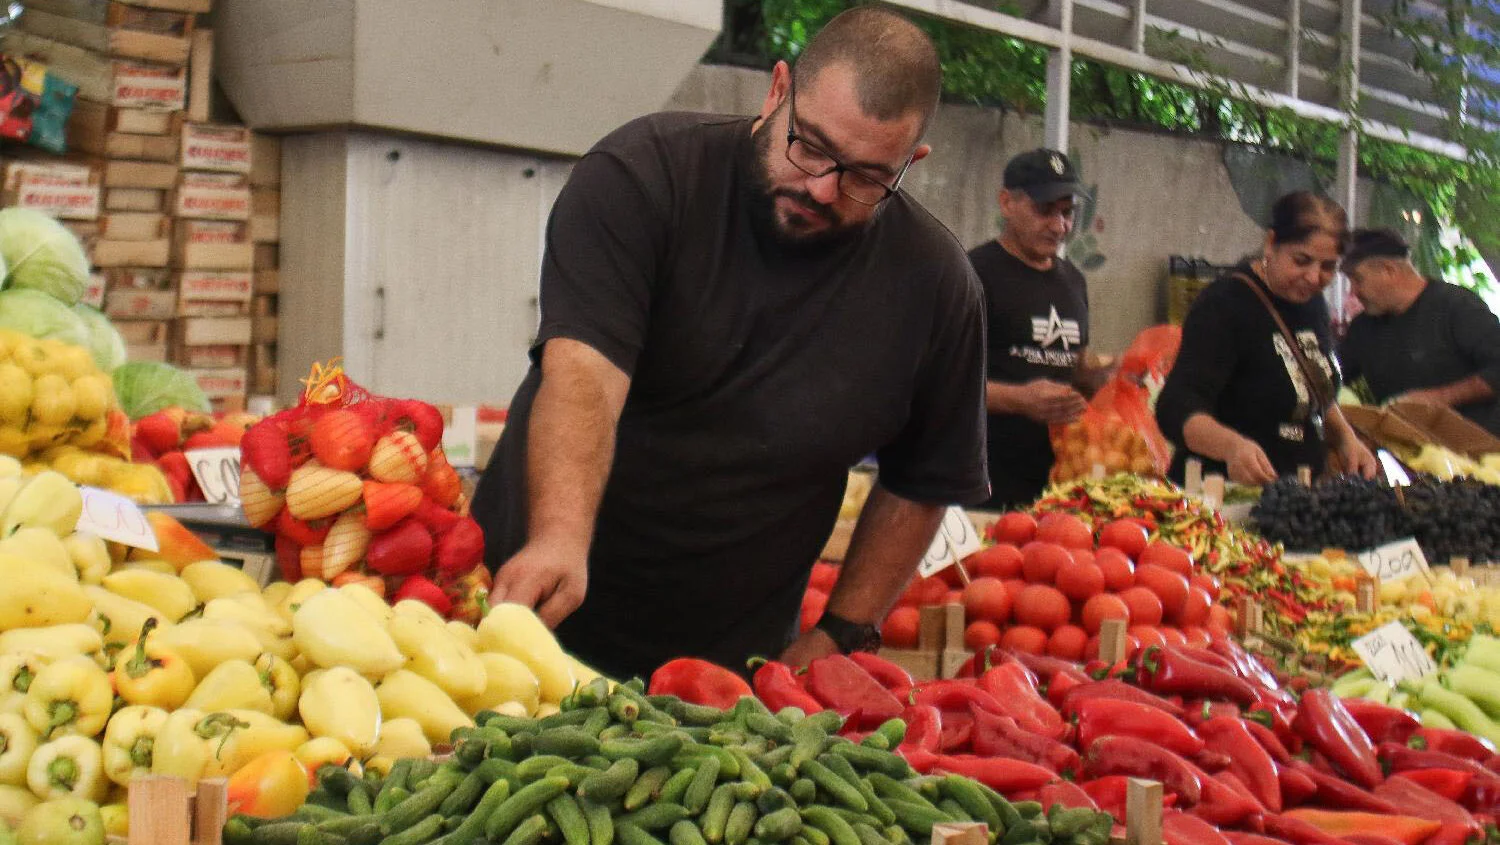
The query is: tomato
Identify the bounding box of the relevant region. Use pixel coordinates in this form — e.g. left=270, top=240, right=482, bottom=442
left=1136, top=565, right=1190, bottom=615
left=1081, top=593, right=1131, bottom=635
left=1002, top=578, right=1028, bottom=607
left=1055, top=558, right=1105, bottom=602
left=801, top=589, right=828, bottom=633
left=1047, top=624, right=1088, bottom=661
left=1021, top=542, right=1072, bottom=583
left=898, top=578, right=925, bottom=607
left=809, top=562, right=839, bottom=594
left=1181, top=626, right=1213, bottom=649
left=1205, top=604, right=1234, bottom=636
left=1119, top=586, right=1164, bottom=626
left=1037, top=513, right=1093, bottom=550
left=1096, top=547, right=1136, bottom=592
left=1098, top=519, right=1149, bottom=559
left=992, top=512, right=1038, bottom=545
left=1159, top=627, right=1189, bottom=647
left=1000, top=625, right=1049, bottom=655
left=968, top=543, right=1024, bottom=580
left=1129, top=625, right=1168, bottom=651
left=1139, top=542, right=1194, bottom=577
left=1189, top=573, right=1221, bottom=600
left=882, top=605, right=922, bottom=648
left=964, top=620, right=1003, bottom=652
left=962, top=577, right=1013, bottom=624
left=1069, top=547, right=1095, bottom=567
left=919, top=577, right=950, bottom=606
left=1015, top=584, right=1071, bottom=632
left=227, top=750, right=311, bottom=819
left=1175, top=587, right=1213, bottom=627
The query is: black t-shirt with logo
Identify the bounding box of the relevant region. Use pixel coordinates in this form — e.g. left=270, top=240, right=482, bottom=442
left=968, top=240, right=1089, bottom=508
left=1155, top=261, right=1336, bottom=480
left=471, top=112, right=990, bottom=680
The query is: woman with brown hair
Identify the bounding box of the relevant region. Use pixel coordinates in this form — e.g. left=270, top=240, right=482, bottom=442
left=1156, top=191, right=1378, bottom=485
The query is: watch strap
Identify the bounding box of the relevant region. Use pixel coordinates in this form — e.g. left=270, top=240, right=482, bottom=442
left=815, top=612, right=882, bottom=654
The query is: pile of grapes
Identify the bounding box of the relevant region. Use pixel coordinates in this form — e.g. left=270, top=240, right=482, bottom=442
left=1252, top=476, right=1500, bottom=563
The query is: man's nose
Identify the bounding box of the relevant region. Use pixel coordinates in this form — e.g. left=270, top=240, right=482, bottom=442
left=806, top=170, right=841, bottom=205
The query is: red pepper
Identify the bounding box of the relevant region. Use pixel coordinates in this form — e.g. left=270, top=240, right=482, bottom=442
left=954, top=645, right=997, bottom=679
left=1192, top=770, right=1264, bottom=826
left=648, top=658, right=752, bottom=709
left=1177, top=645, right=1242, bottom=675
left=393, top=574, right=452, bottom=616
left=1003, top=650, right=1091, bottom=690
left=1199, top=715, right=1282, bottom=813
left=1293, top=689, right=1383, bottom=789
left=1258, top=813, right=1353, bottom=845
left=1247, top=720, right=1296, bottom=764
left=1036, top=780, right=1096, bottom=811
left=1421, top=823, right=1481, bottom=845
left=274, top=534, right=302, bottom=582
left=1082, top=735, right=1203, bottom=806
left=969, top=706, right=1080, bottom=777
left=977, top=663, right=1065, bottom=739
left=751, top=661, right=823, bottom=714
left=1184, top=699, right=1242, bottom=728
left=1223, top=834, right=1297, bottom=845
left=938, top=710, right=973, bottom=753
left=1250, top=687, right=1300, bottom=739
left=1337, top=836, right=1407, bottom=845
left=1209, top=637, right=1281, bottom=690
left=1136, top=646, right=1260, bottom=707
left=242, top=421, right=294, bottom=488
left=435, top=516, right=485, bottom=575
left=908, top=680, right=1004, bottom=717
left=1044, top=670, right=1086, bottom=708
left=900, top=747, right=938, bottom=774
left=1213, top=770, right=1267, bottom=811
left=1076, top=697, right=1205, bottom=757
left=805, top=655, right=903, bottom=728
left=365, top=519, right=435, bottom=576
left=411, top=498, right=463, bottom=533
left=1278, top=762, right=1317, bottom=808
left=1288, top=761, right=1402, bottom=814
left=388, top=399, right=445, bottom=452
left=1392, top=769, right=1473, bottom=803
left=1378, top=744, right=1500, bottom=814
left=1060, top=679, right=1186, bottom=719
left=1410, top=727, right=1496, bottom=763
left=278, top=508, right=331, bottom=547
left=898, top=705, right=940, bottom=754
left=847, top=653, right=913, bottom=690
left=1080, top=776, right=1179, bottom=823
left=1163, top=809, right=1233, bottom=845
left=926, top=753, right=1057, bottom=795
left=1341, top=698, right=1421, bottom=745
left=1373, top=773, right=1480, bottom=831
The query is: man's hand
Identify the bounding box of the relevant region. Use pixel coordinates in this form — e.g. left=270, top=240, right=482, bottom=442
left=780, top=628, right=839, bottom=668
left=1336, top=437, right=1380, bottom=480
left=492, top=539, right=590, bottom=628
left=1018, top=379, right=1088, bottom=425
left=1226, top=437, right=1278, bottom=485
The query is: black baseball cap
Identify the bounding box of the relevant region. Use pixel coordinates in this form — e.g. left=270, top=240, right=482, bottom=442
left=1004, top=148, right=1087, bottom=203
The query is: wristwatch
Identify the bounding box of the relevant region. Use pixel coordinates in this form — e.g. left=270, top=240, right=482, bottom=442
left=815, top=612, right=882, bottom=654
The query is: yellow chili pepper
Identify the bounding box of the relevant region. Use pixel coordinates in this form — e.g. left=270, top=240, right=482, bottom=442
left=0, top=625, right=102, bottom=664
left=0, top=471, right=81, bottom=537
left=370, top=718, right=430, bottom=760
left=375, top=670, right=472, bottom=746
left=27, top=735, right=108, bottom=801
left=113, top=619, right=195, bottom=711
left=23, top=656, right=112, bottom=739
left=297, top=668, right=381, bottom=757
left=184, top=661, right=274, bottom=715
left=202, top=710, right=308, bottom=779
left=102, top=569, right=199, bottom=623
left=179, top=561, right=261, bottom=603
left=0, top=527, right=73, bottom=580
left=83, top=587, right=168, bottom=651
left=477, top=603, right=576, bottom=704
left=61, top=532, right=110, bottom=586
left=149, top=708, right=214, bottom=782
left=148, top=619, right=263, bottom=680
left=291, top=589, right=404, bottom=679
left=255, top=655, right=301, bottom=722
left=102, top=705, right=167, bottom=787
left=0, top=713, right=37, bottom=787
left=458, top=653, right=541, bottom=717
left=387, top=612, right=485, bottom=700
left=0, top=655, right=42, bottom=717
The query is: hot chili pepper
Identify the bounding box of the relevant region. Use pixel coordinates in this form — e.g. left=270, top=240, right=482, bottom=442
left=1213, top=770, right=1267, bottom=811
left=898, top=705, right=940, bottom=754
left=1193, top=748, right=1232, bottom=772
left=846, top=653, right=912, bottom=690
left=969, top=706, right=1080, bottom=777
left=805, top=655, right=902, bottom=728
left=1293, top=689, right=1383, bottom=789
left=1209, top=637, right=1281, bottom=690
left=1259, top=813, right=1355, bottom=845
left=1076, top=697, right=1204, bottom=757
left=1341, top=699, right=1421, bottom=746
left=1136, top=646, right=1260, bottom=706
left=1199, top=715, right=1281, bottom=813
left=1374, top=773, right=1480, bottom=831
left=1059, top=678, right=1186, bottom=721
left=1081, top=776, right=1179, bottom=823
left=751, top=661, right=823, bottom=714
left=900, top=747, right=938, bottom=774
left=939, top=710, right=972, bottom=752
left=1289, top=761, right=1402, bottom=814
left=925, top=753, right=1057, bottom=795
left=908, top=680, right=1003, bottom=716
left=648, top=658, right=752, bottom=709
left=1281, top=810, right=1441, bottom=845
left=1279, top=762, right=1317, bottom=808
left=1410, top=727, right=1496, bottom=763
left=1248, top=720, right=1296, bottom=764
left=1392, top=769, right=1473, bottom=803
left=1192, top=769, right=1264, bottom=826
left=1037, top=780, right=1096, bottom=811
left=1163, top=809, right=1233, bottom=845
left=1082, top=735, right=1203, bottom=806
left=977, top=663, right=1064, bottom=739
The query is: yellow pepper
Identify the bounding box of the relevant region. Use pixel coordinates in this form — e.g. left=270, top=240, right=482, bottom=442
left=370, top=717, right=430, bottom=760
left=320, top=512, right=368, bottom=581
left=261, top=582, right=292, bottom=611
left=184, top=661, right=274, bottom=715
left=27, top=735, right=108, bottom=801
left=83, top=587, right=168, bottom=651
left=0, top=471, right=81, bottom=537
left=294, top=737, right=360, bottom=781
left=255, top=655, right=300, bottom=722
left=387, top=612, right=485, bottom=700
left=179, top=561, right=260, bottom=603
left=274, top=579, right=326, bottom=626
left=362, top=756, right=395, bottom=779
left=477, top=603, right=576, bottom=704
left=203, top=710, right=308, bottom=779
left=102, top=705, right=167, bottom=787
left=102, top=569, right=199, bottom=623
left=225, top=750, right=309, bottom=819
left=446, top=621, right=480, bottom=650
left=375, top=670, right=472, bottom=746
left=291, top=589, right=404, bottom=679
left=23, top=656, right=112, bottom=739
left=338, top=583, right=394, bottom=623
left=113, top=619, right=195, bottom=710
left=0, top=784, right=37, bottom=827
left=0, top=625, right=102, bottom=664
left=202, top=599, right=296, bottom=663
left=0, top=713, right=37, bottom=787
left=99, top=802, right=128, bottom=838
left=149, top=708, right=212, bottom=782
left=62, top=533, right=110, bottom=587
left=148, top=619, right=262, bottom=679
left=0, top=656, right=42, bottom=717
left=0, top=527, right=74, bottom=580
left=297, top=668, right=381, bottom=757
left=459, top=653, right=542, bottom=716
left=0, top=552, right=91, bottom=632
left=392, top=599, right=445, bottom=625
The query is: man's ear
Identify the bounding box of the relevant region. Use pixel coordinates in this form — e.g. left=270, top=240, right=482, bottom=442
left=758, top=61, right=792, bottom=124
left=910, top=144, right=932, bottom=165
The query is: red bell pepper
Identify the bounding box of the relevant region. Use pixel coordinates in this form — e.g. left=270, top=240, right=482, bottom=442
left=1340, top=698, right=1421, bottom=746
left=1163, top=810, right=1233, bottom=845
left=411, top=498, right=463, bottom=533
left=1003, top=650, right=1091, bottom=690
left=1280, top=810, right=1441, bottom=845
left=1213, top=770, right=1267, bottom=811
left=1075, top=697, right=1204, bottom=757
left=1199, top=715, right=1281, bottom=813
left=805, top=655, right=903, bottom=728
left=925, top=753, right=1056, bottom=795
left=1258, top=813, right=1354, bottom=845
left=1392, top=769, right=1473, bottom=803
left=939, top=710, right=973, bottom=752
left=898, top=705, right=941, bottom=754
left=969, top=706, right=1080, bottom=777
left=435, top=516, right=485, bottom=575
left=847, top=652, right=913, bottom=690
left=1045, top=670, right=1086, bottom=708
left=1060, top=679, right=1186, bottom=719
left=393, top=574, right=452, bottom=616
left=366, top=519, right=435, bottom=576
left=1410, top=727, right=1496, bottom=763
left=1037, top=780, right=1096, bottom=811
left=1250, top=687, right=1301, bottom=740
left=1136, top=646, right=1260, bottom=706
left=1288, top=761, right=1401, bottom=814
left=908, top=680, right=1004, bottom=716
left=648, top=658, right=752, bottom=709
left=1379, top=741, right=1500, bottom=813
left=1292, top=689, right=1383, bottom=789
left=977, top=663, right=1064, bottom=740
left=242, top=421, right=294, bottom=489
left=1247, top=720, right=1296, bottom=764
left=1192, top=770, right=1263, bottom=826
left=1080, top=776, right=1179, bottom=824
left=1184, top=699, right=1241, bottom=728
left=751, top=661, right=823, bottom=714
left=1223, top=834, right=1297, bottom=845
left=1082, top=735, right=1203, bottom=806
left=1373, top=773, right=1480, bottom=831
left=1278, top=762, right=1317, bottom=808
left=1209, top=637, right=1281, bottom=690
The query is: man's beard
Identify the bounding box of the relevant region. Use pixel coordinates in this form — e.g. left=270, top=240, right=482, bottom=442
left=748, top=119, right=865, bottom=251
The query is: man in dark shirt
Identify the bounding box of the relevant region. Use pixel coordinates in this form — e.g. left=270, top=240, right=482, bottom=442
left=1340, top=228, right=1500, bottom=436
left=470, top=8, right=990, bottom=679
left=969, top=150, right=1092, bottom=508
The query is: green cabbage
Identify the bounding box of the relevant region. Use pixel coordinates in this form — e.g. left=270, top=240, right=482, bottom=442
left=112, top=361, right=212, bottom=418
left=0, top=207, right=91, bottom=305
left=72, top=304, right=126, bottom=372
left=0, top=288, right=89, bottom=346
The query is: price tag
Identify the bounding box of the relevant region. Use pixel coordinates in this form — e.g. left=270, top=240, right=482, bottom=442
left=185, top=447, right=242, bottom=506
left=918, top=507, right=983, bottom=578
left=74, top=487, right=158, bottom=551
left=1357, top=538, right=1430, bottom=584
left=442, top=406, right=478, bottom=469
left=1352, top=620, right=1437, bottom=686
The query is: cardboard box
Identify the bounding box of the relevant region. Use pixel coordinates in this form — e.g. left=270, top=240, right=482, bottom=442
left=114, top=318, right=168, bottom=360
left=1, top=160, right=101, bottom=219
left=0, top=30, right=186, bottom=109
left=1388, top=399, right=1500, bottom=458
left=190, top=368, right=248, bottom=399
left=61, top=219, right=100, bottom=246
left=177, top=270, right=252, bottom=316
left=187, top=28, right=211, bottom=122
left=249, top=190, right=279, bottom=242
left=81, top=272, right=106, bottom=309
left=92, top=238, right=169, bottom=267
left=105, top=287, right=176, bottom=319
left=172, top=219, right=252, bottom=269
left=253, top=269, right=278, bottom=294
left=114, top=0, right=210, bottom=19
left=18, top=0, right=194, bottom=65
left=250, top=344, right=277, bottom=396
left=181, top=123, right=252, bottom=174
left=177, top=316, right=252, bottom=347
left=250, top=134, right=281, bottom=187
left=172, top=172, right=251, bottom=220
left=98, top=212, right=168, bottom=241
left=104, top=187, right=164, bottom=212
left=69, top=100, right=177, bottom=136
left=102, top=159, right=178, bottom=189
left=251, top=315, right=277, bottom=344
left=176, top=344, right=246, bottom=369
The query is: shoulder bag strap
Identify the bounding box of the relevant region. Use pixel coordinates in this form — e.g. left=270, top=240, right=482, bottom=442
left=1229, top=271, right=1334, bottom=412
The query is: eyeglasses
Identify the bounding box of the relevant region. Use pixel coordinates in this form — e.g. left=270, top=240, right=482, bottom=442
left=785, top=77, right=913, bottom=206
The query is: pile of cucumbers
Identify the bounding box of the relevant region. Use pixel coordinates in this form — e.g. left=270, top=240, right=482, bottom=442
left=223, top=678, right=1115, bottom=845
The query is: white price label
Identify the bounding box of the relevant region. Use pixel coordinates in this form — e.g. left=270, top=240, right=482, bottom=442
left=185, top=447, right=242, bottom=506
left=1352, top=620, right=1437, bottom=686
left=918, top=507, right=983, bottom=578
left=1358, top=538, right=1430, bottom=584
left=75, top=487, right=158, bottom=551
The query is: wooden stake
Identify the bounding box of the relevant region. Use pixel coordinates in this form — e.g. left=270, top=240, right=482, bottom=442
left=1091, top=463, right=1107, bottom=481
left=1297, top=465, right=1313, bottom=486
left=1099, top=619, right=1128, bottom=665
left=917, top=605, right=948, bottom=652
left=192, top=779, right=227, bottom=845
left=1234, top=596, right=1263, bottom=638
left=950, top=547, right=972, bottom=586
left=129, top=776, right=192, bottom=845
left=931, top=822, right=988, bottom=845
left=1202, top=474, right=1225, bottom=510
left=1452, top=557, right=1471, bottom=578
left=1125, top=779, right=1164, bottom=845
left=1356, top=578, right=1378, bottom=614
left=1185, top=459, right=1203, bottom=495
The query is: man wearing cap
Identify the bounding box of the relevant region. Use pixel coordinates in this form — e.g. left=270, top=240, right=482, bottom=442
left=1340, top=227, right=1500, bottom=436
left=969, top=149, right=1094, bottom=508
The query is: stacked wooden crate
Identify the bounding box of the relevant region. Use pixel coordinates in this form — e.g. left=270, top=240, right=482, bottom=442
left=248, top=133, right=280, bottom=400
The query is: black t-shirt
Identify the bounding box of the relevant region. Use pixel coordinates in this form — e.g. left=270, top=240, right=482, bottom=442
left=1340, top=281, right=1500, bottom=436
left=1156, top=261, right=1337, bottom=481
left=968, top=240, right=1089, bottom=508
left=471, top=112, right=990, bottom=680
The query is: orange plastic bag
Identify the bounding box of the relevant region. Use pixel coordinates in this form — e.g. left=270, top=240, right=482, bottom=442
left=1049, top=326, right=1181, bottom=483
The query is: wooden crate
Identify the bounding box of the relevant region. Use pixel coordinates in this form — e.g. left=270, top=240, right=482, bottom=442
left=250, top=134, right=281, bottom=187
left=1, top=159, right=101, bottom=219
left=190, top=367, right=248, bottom=401
left=115, top=318, right=168, bottom=360
left=177, top=270, right=253, bottom=317
left=99, top=211, right=169, bottom=241
left=253, top=243, right=278, bottom=270
left=105, top=268, right=176, bottom=319
left=172, top=220, right=252, bottom=270
left=69, top=119, right=181, bottom=161
left=181, top=124, right=252, bottom=174
left=18, top=0, right=195, bottom=65
left=70, top=98, right=179, bottom=136
left=250, top=188, right=279, bottom=243
left=175, top=316, right=252, bottom=347
left=187, top=28, right=211, bottom=122
left=175, top=344, right=247, bottom=368
left=0, top=31, right=187, bottom=109
left=253, top=268, right=278, bottom=294
left=251, top=314, right=277, bottom=344
left=93, top=238, right=170, bottom=268
left=172, top=172, right=251, bottom=220
left=250, top=343, right=277, bottom=395
left=111, top=774, right=224, bottom=845
left=102, top=159, right=179, bottom=190
left=105, top=187, right=165, bottom=212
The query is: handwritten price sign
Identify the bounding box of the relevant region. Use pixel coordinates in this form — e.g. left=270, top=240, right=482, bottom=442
left=1357, top=538, right=1430, bottom=584
left=185, top=447, right=242, bottom=506
left=74, top=487, right=158, bottom=551
left=918, top=507, right=984, bottom=578
left=1352, top=620, right=1437, bottom=686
